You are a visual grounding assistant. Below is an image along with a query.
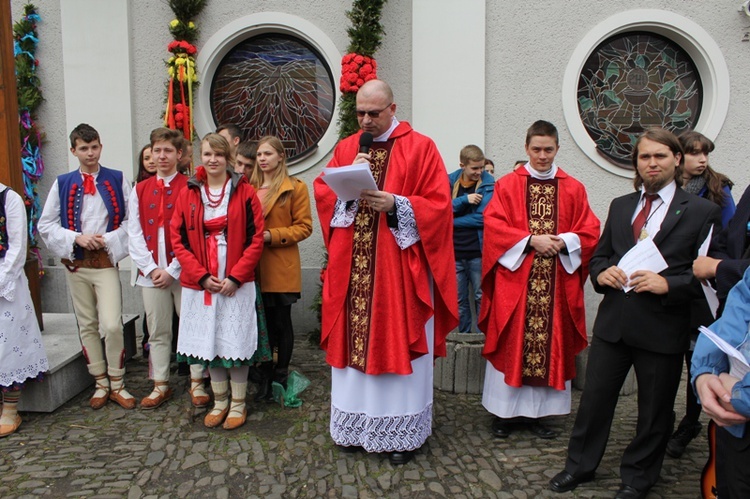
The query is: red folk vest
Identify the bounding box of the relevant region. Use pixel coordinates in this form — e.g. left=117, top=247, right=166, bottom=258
left=135, top=173, right=188, bottom=268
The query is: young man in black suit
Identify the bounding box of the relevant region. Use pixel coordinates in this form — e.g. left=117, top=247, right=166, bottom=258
left=549, top=128, right=721, bottom=499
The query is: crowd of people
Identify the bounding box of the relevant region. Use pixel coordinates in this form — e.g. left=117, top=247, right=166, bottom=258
left=1, top=78, right=748, bottom=497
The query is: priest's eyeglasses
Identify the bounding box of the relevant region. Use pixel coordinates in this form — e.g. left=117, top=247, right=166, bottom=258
left=356, top=103, right=392, bottom=118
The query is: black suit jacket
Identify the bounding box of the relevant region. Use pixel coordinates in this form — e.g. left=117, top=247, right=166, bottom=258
left=711, top=184, right=750, bottom=300
left=590, top=187, right=721, bottom=354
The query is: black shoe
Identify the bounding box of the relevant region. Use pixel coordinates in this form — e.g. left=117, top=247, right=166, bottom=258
left=388, top=451, right=414, bottom=465
left=549, top=470, right=595, bottom=493
left=614, top=484, right=648, bottom=499
left=528, top=421, right=558, bottom=439
left=491, top=418, right=512, bottom=438
left=666, top=421, right=702, bottom=458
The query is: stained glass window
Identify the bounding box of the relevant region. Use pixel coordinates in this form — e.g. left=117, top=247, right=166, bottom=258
left=577, top=32, right=702, bottom=168
left=210, top=34, right=335, bottom=164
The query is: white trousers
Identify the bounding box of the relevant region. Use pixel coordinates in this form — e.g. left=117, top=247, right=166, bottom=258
left=66, top=267, right=124, bottom=376
left=142, top=281, right=181, bottom=382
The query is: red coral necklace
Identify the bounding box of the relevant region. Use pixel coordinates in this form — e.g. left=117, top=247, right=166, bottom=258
left=204, top=180, right=228, bottom=209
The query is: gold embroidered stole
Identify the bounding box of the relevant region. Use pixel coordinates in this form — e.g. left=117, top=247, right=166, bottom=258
left=346, top=140, right=395, bottom=371
left=522, top=178, right=558, bottom=386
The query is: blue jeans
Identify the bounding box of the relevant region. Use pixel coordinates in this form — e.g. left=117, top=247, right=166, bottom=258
left=456, top=257, right=482, bottom=333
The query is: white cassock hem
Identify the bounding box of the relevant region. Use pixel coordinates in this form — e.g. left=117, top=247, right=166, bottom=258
left=330, top=311, right=435, bottom=453
left=482, top=361, right=571, bottom=419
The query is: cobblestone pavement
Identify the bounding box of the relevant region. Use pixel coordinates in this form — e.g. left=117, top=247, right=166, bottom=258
left=1, top=336, right=709, bottom=498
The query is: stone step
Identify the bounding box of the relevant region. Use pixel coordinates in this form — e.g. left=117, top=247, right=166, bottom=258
left=18, top=313, right=139, bottom=413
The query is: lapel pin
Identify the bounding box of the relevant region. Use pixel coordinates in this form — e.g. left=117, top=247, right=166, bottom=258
left=675, top=210, right=681, bottom=215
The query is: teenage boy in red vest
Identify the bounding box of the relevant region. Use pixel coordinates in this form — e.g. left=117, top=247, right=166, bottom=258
left=39, top=123, right=134, bottom=410
left=128, top=127, right=209, bottom=409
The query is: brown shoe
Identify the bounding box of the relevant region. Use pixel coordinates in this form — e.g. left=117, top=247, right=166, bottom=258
left=90, top=374, right=110, bottom=410
left=108, top=375, right=136, bottom=410
left=223, top=407, right=247, bottom=430
left=140, top=383, right=173, bottom=410
left=0, top=415, right=21, bottom=437
left=189, top=378, right=210, bottom=408
left=204, top=406, right=229, bottom=428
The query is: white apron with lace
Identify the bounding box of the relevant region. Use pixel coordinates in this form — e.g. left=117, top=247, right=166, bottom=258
left=177, top=183, right=258, bottom=362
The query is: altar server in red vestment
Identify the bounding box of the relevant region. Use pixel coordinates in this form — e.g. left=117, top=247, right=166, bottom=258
left=314, top=80, right=458, bottom=465
left=478, top=120, right=600, bottom=439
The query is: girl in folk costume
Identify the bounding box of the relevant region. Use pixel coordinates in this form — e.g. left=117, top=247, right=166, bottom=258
left=0, top=184, right=49, bottom=437
left=170, top=133, right=270, bottom=430
left=249, top=136, right=312, bottom=400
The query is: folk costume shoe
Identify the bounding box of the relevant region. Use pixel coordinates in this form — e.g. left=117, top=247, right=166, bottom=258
left=204, top=380, right=229, bottom=428
left=140, top=381, right=173, bottom=410
left=0, top=391, right=22, bottom=437
left=189, top=377, right=210, bottom=408
left=108, top=370, right=136, bottom=410
left=90, top=373, right=110, bottom=410
left=222, top=381, right=248, bottom=430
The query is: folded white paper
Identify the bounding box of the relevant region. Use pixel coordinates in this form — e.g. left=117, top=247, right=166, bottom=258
left=698, top=325, right=750, bottom=379
left=617, top=237, right=668, bottom=292
left=320, top=164, right=378, bottom=202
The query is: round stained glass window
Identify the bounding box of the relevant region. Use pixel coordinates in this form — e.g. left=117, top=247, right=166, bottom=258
left=577, top=32, right=702, bottom=169
left=210, top=34, right=336, bottom=165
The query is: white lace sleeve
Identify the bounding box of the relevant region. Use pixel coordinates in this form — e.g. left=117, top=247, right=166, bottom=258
left=330, top=199, right=358, bottom=228
left=389, top=195, right=420, bottom=249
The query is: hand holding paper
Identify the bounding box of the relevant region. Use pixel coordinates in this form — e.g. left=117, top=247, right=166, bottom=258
left=616, top=237, right=668, bottom=292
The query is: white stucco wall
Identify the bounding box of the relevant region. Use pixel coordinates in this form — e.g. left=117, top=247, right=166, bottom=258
left=11, top=0, right=750, bottom=334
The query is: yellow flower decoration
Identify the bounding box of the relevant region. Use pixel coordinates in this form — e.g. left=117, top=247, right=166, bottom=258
left=170, top=19, right=179, bottom=28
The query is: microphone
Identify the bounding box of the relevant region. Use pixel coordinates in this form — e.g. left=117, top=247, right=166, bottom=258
left=359, top=132, right=373, bottom=154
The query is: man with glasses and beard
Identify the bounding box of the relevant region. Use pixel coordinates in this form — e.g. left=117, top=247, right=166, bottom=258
left=550, top=128, right=720, bottom=499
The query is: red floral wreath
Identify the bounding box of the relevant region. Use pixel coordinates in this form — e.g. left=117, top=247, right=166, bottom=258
left=339, top=53, right=378, bottom=93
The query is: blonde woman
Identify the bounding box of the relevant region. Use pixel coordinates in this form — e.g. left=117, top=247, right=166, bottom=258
left=249, top=136, right=312, bottom=400
left=171, top=133, right=270, bottom=429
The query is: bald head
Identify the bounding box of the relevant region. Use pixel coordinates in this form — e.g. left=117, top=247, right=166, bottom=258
left=358, top=80, right=394, bottom=103
left=356, top=80, right=396, bottom=137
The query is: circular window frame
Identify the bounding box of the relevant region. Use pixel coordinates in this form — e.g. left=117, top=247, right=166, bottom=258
left=562, top=10, right=730, bottom=178
left=196, top=12, right=341, bottom=175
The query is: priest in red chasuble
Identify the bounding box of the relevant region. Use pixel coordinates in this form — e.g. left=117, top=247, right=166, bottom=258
left=314, top=80, right=458, bottom=465
left=478, top=120, right=600, bottom=439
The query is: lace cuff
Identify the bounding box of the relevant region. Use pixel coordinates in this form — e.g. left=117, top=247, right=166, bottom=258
left=389, top=195, right=420, bottom=249
left=0, top=277, right=16, bottom=302
left=331, top=199, right=358, bottom=228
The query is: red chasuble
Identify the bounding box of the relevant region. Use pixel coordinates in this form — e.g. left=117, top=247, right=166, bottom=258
left=314, top=122, right=458, bottom=375
left=478, top=167, right=600, bottom=390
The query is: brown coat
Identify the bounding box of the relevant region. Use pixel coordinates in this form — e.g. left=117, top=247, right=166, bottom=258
left=258, top=176, right=313, bottom=293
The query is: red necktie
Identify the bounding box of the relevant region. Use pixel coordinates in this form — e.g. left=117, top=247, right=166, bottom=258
left=82, top=173, right=96, bottom=195
left=632, top=193, right=659, bottom=242
left=157, top=178, right=165, bottom=227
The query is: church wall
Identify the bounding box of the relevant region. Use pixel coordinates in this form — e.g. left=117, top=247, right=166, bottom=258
left=11, top=0, right=750, bottom=336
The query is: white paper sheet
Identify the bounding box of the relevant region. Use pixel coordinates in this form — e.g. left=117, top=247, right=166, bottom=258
left=320, top=164, right=378, bottom=202
left=698, top=326, right=750, bottom=379
left=617, top=237, right=668, bottom=293
left=697, top=227, right=719, bottom=319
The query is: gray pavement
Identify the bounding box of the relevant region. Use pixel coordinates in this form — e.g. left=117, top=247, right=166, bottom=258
left=1, top=336, right=708, bottom=498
